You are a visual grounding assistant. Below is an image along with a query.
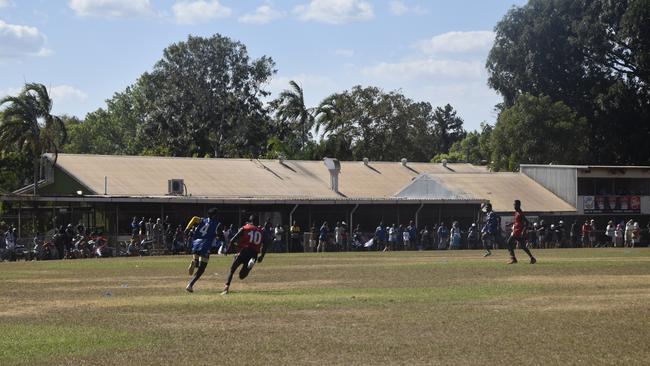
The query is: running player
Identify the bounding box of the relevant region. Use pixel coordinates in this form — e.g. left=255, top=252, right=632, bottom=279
left=481, top=202, right=500, bottom=257
left=506, top=200, right=537, bottom=264
left=221, top=215, right=266, bottom=295
left=185, top=208, right=221, bottom=293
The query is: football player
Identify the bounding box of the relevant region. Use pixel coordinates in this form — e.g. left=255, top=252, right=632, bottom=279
left=221, top=215, right=267, bottom=295
left=185, top=208, right=222, bottom=292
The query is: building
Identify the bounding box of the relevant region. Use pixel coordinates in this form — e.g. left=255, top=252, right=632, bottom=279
left=1, top=154, right=579, bottom=242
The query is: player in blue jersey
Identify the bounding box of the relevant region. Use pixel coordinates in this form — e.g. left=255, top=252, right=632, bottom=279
left=185, top=208, right=221, bottom=293
left=481, top=202, right=500, bottom=257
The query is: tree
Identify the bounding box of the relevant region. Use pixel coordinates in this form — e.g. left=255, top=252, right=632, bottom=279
left=63, top=86, right=145, bottom=155
left=271, top=80, right=315, bottom=152
left=486, top=0, right=650, bottom=164
left=489, top=94, right=588, bottom=171
left=135, top=34, right=276, bottom=157
left=432, top=104, right=466, bottom=154
left=0, top=83, right=67, bottom=195
left=315, top=86, right=439, bottom=161
left=432, top=123, right=493, bottom=164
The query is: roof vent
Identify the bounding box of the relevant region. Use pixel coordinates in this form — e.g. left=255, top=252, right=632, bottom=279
left=441, top=159, right=448, bottom=168
left=323, top=158, right=341, bottom=193
left=278, top=154, right=285, bottom=164
left=362, top=157, right=369, bottom=166
left=401, top=158, right=408, bottom=166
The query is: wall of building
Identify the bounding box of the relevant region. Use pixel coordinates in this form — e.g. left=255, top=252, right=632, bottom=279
left=520, top=166, right=577, bottom=206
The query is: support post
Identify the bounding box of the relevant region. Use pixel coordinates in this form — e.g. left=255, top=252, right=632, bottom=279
left=288, top=204, right=299, bottom=253
left=349, top=204, right=359, bottom=251
left=415, top=203, right=424, bottom=228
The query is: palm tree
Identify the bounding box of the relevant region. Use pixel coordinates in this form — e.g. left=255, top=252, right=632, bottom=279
left=0, top=83, right=67, bottom=195
left=275, top=81, right=314, bottom=150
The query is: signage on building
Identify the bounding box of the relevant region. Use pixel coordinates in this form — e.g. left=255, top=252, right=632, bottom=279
left=583, top=196, right=641, bottom=214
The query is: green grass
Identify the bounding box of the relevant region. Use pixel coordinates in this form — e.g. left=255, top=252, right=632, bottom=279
left=0, top=249, right=649, bottom=365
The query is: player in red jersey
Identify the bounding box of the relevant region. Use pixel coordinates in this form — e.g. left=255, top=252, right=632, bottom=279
left=221, top=215, right=267, bottom=295
left=507, top=200, right=537, bottom=264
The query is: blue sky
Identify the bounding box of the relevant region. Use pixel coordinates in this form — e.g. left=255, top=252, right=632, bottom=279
left=0, top=0, right=527, bottom=131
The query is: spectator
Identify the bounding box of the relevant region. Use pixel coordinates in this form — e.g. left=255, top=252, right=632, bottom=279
left=153, top=218, right=164, bottom=251
left=527, top=223, right=538, bottom=249
left=557, top=220, right=566, bottom=248
left=467, top=223, right=478, bottom=250
left=341, top=222, right=349, bottom=250
left=605, top=221, right=616, bottom=247
left=130, top=217, right=139, bottom=239
left=450, top=222, right=461, bottom=250
left=386, top=223, right=397, bottom=252
left=437, top=223, right=449, bottom=250
left=146, top=218, right=154, bottom=241
left=318, top=222, right=329, bottom=252
left=537, top=220, right=547, bottom=249
left=614, top=224, right=624, bottom=247
left=3, top=226, right=16, bottom=261
left=174, top=225, right=185, bottom=254
left=570, top=220, right=580, bottom=248
left=64, top=224, right=75, bottom=258
left=407, top=221, right=417, bottom=250
left=374, top=222, right=386, bottom=252
left=290, top=221, right=302, bottom=252
left=334, top=222, right=343, bottom=251
left=624, top=219, right=634, bottom=248
left=273, top=224, right=284, bottom=253
left=581, top=220, right=591, bottom=248
left=420, top=226, right=431, bottom=250
left=632, top=221, right=640, bottom=248
left=589, top=219, right=598, bottom=247
left=309, top=223, right=317, bottom=252
left=139, top=217, right=146, bottom=242
left=352, top=225, right=363, bottom=248
left=402, top=226, right=411, bottom=250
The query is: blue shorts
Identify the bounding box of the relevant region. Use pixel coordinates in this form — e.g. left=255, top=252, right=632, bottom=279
left=191, top=239, right=211, bottom=258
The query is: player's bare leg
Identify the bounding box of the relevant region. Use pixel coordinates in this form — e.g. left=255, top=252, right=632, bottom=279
left=186, top=256, right=208, bottom=292
left=187, top=254, right=199, bottom=275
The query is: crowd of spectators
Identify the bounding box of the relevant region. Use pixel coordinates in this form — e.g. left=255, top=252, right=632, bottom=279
left=2, top=215, right=649, bottom=262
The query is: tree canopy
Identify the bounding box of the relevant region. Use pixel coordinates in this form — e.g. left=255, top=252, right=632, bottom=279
left=487, top=0, right=650, bottom=165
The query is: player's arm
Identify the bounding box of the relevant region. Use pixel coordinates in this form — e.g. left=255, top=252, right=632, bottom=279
left=184, top=216, right=202, bottom=233
left=228, top=227, right=245, bottom=246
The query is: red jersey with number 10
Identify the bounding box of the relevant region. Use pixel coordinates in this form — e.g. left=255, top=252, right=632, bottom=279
left=238, top=223, right=264, bottom=253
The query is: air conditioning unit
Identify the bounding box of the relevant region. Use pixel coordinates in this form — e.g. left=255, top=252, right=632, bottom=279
left=168, top=179, right=184, bottom=195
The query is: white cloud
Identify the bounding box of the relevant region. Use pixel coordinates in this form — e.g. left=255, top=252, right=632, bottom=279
left=172, top=0, right=232, bottom=25
left=68, top=0, right=154, bottom=18
left=49, top=85, right=88, bottom=104
left=334, top=48, right=354, bottom=57
left=389, top=1, right=408, bottom=15
left=361, top=59, right=484, bottom=80
left=294, top=0, right=373, bottom=24
left=239, top=4, right=284, bottom=24
left=416, top=31, right=495, bottom=54
left=0, top=20, right=48, bottom=59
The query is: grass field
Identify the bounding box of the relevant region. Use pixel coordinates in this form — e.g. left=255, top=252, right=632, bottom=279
left=1, top=249, right=649, bottom=366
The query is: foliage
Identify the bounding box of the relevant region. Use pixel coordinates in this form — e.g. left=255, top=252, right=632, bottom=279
left=0, top=83, right=66, bottom=194
left=487, top=0, right=650, bottom=164
left=270, top=80, right=315, bottom=154
left=314, top=86, right=451, bottom=161
left=489, top=94, right=588, bottom=171
left=136, top=34, right=276, bottom=157
left=432, top=104, right=467, bottom=153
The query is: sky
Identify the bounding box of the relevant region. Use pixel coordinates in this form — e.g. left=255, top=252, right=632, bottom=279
left=0, top=0, right=527, bottom=132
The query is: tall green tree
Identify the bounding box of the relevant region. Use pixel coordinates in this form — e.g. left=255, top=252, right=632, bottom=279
left=489, top=94, right=588, bottom=171
left=432, top=104, right=466, bottom=153
left=315, top=86, right=439, bottom=161
left=135, top=34, right=276, bottom=157
left=0, top=83, right=67, bottom=195
left=271, top=80, right=315, bottom=153
left=487, top=0, right=650, bottom=164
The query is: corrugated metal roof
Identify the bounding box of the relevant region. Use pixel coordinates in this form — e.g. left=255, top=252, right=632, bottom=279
left=39, top=154, right=575, bottom=212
